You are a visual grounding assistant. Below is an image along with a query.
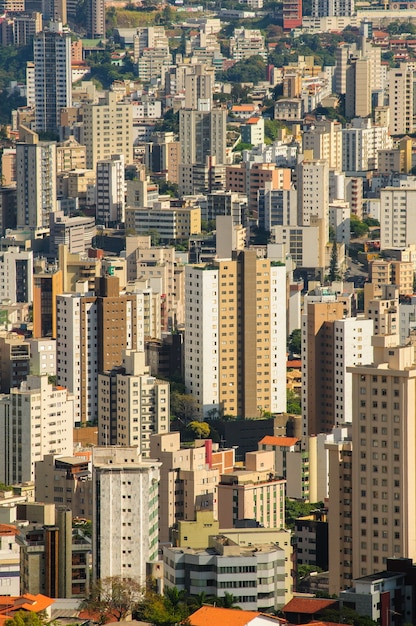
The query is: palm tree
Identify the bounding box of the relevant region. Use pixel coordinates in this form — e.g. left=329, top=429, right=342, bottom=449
left=216, top=593, right=240, bottom=609
left=164, top=586, right=187, bottom=609
left=188, top=592, right=215, bottom=611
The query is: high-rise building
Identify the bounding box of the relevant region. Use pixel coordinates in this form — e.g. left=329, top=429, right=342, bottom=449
left=16, top=128, right=57, bottom=230
left=0, top=375, right=74, bottom=484
left=342, top=118, right=392, bottom=175
left=388, top=63, right=415, bottom=136
left=97, top=350, right=170, bottom=454
left=81, top=91, right=133, bottom=170
left=380, top=187, right=416, bottom=250
left=0, top=331, right=31, bottom=393
left=180, top=108, right=226, bottom=165
left=33, top=23, right=72, bottom=133
left=150, top=432, right=235, bottom=543
left=179, top=108, right=227, bottom=195
left=297, top=158, right=329, bottom=230
left=18, top=507, right=91, bottom=598
left=302, top=300, right=345, bottom=436
left=96, top=154, right=125, bottom=226
left=33, top=266, right=63, bottom=338
left=92, top=446, right=161, bottom=583
left=184, top=249, right=286, bottom=419
left=302, top=119, right=343, bottom=171
left=333, top=318, right=374, bottom=427
left=349, top=337, right=416, bottom=578
left=0, top=247, right=33, bottom=304
left=87, top=0, right=105, bottom=38
left=345, top=58, right=371, bottom=119
left=282, top=0, right=302, bottom=29
left=56, top=276, right=145, bottom=424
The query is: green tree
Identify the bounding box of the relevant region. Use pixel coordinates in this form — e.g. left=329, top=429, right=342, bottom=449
left=329, top=240, right=340, bottom=282
left=5, top=612, right=47, bottom=626
left=287, top=390, right=301, bottom=415
left=188, top=421, right=210, bottom=439
left=285, top=498, right=324, bottom=529
left=81, top=576, right=143, bottom=624
left=188, top=592, right=215, bottom=610
left=140, top=590, right=189, bottom=626
left=288, top=329, right=301, bottom=354
left=221, top=55, right=266, bottom=84
left=350, top=214, right=369, bottom=239
left=217, top=593, right=240, bottom=608
left=171, top=391, right=199, bottom=424
left=320, top=606, right=377, bottom=626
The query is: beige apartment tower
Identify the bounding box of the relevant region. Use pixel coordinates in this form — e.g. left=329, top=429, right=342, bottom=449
left=81, top=91, right=133, bottom=169
left=349, top=336, right=416, bottom=579
left=184, top=249, right=287, bottom=419
left=302, top=301, right=345, bottom=436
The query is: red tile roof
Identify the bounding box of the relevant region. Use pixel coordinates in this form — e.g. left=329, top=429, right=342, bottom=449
left=259, top=436, right=299, bottom=447
left=189, top=607, right=261, bottom=626
left=283, top=598, right=337, bottom=614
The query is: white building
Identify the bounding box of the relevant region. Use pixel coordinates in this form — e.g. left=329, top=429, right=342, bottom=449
left=297, top=158, right=329, bottom=229
left=333, top=317, right=374, bottom=426
left=229, top=28, right=267, bottom=61
left=163, top=537, right=287, bottom=611
left=97, top=350, right=170, bottom=455
left=28, top=338, right=56, bottom=377
left=399, top=296, right=416, bottom=345
left=184, top=251, right=286, bottom=418
left=329, top=200, right=350, bottom=245
left=380, top=187, right=416, bottom=250
left=0, top=375, right=74, bottom=484
left=0, top=248, right=33, bottom=304
left=92, top=446, right=160, bottom=584
left=96, top=154, right=125, bottom=226
left=16, top=130, right=57, bottom=230
left=33, top=23, right=72, bottom=133
left=0, top=524, right=20, bottom=595
left=342, top=118, right=392, bottom=175
left=388, top=63, right=415, bottom=136
left=56, top=282, right=145, bottom=425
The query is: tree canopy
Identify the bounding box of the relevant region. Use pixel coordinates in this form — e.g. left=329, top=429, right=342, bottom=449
left=5, top=612, right=47, bottom=626
left=221, top=56, right=266, bottom=84
left=81, top=576, right=143, bottom=624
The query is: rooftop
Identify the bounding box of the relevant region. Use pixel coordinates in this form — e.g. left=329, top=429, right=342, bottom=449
left=259, top=436, right=300, bottom=447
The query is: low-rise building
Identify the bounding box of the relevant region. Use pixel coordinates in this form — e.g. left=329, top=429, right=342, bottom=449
left=125, top=205, right=201, bottom=241
left=163, top=535, right=288, bottom=611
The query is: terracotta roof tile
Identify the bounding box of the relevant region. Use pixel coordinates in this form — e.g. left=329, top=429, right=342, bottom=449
left=259, top=436, right=299, bottom=447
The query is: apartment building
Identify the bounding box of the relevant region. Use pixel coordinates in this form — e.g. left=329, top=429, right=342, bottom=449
left=229, top=28, right=267, bottom=61
left=0, top=331, right=30, bottom=393
left=97, top=350, right=169, bottom=454
left=81, top=91, right=133, bottom=169
left=342, top=118, right=392, bottom=175
left=0, top=247, right=33, bottom=304
left=388, top=63, right=416, bottom=136
left=0, top=375, right=74, bottom=484
left=184, top=249, right=286, bottom=418
left=302, top=119, right=343, bottom=171
left=301, top=300, right=345, bottom=436
left=125, top=206, right=201, bottom=241
left=49, top=212, right=96, bottom=257
left=92, top=446, right=160, bottom=583
left=56, top=137, right=86, bottom=173
left=326, top=438, right=353, bottom=594
left=56, top=276, right=145, bottom=424
left=96, top=154, right=125, bottom=226
left=217, top=450, right=285, bottom=530
left=380, top=187, right=416, bottom=250
left=349, top=337, right=416, bottom=579
left=0, top=523, right=20, bottom=595
left=33, top=24, right=72, bottom=133
left=18, top=507, right=90, bottom=597
left=368, top=259, right=414, bottom=295
left=16, top=129, right=57, bottom=230
left=150, top=432, right=235, bottom=543
left=35, top=452, right=93, bottom=519
left=163, top=537, right=287, bottom=611
left=297, top=158, right=329, bottom=228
